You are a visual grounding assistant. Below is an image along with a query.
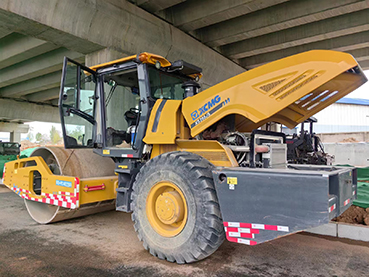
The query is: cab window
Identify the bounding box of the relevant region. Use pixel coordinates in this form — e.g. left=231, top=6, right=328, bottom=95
left=103, top=68, right=140, bottom=148
left=148, top=67, right=186, bottom=100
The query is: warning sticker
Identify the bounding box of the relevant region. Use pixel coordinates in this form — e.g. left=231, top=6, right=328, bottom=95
left=227, top=177, right=238, bottom=185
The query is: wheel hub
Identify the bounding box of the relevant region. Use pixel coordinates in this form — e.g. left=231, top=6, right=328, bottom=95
left=146, top=181, right=188, bottom=237
left=155, top=191, right=184, bottom=224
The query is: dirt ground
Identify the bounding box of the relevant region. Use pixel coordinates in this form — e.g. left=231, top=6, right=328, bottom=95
left=1, top=185, right=369, bottom=277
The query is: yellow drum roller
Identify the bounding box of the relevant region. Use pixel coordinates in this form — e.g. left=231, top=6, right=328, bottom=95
left=3, top=147, right=117, bottom=224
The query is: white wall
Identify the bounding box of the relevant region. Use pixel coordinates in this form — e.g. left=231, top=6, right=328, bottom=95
left=0, top=132, right=10, bottom=141
left=313, top=103, right=369, bottom=133
left=324, top=143, right=369, bottom=166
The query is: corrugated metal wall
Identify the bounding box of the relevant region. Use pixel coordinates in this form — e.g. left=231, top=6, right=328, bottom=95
left=313, top=103, right=369, bottom=133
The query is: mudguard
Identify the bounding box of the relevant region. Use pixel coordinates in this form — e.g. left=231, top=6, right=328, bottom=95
left=212, top=165, right=357, bottom=245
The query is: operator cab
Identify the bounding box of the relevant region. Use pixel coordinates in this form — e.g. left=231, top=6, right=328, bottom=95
left=59, top=53, right=201, bottom=159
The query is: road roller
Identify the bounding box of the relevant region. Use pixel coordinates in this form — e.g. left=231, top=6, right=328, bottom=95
left=3, top=50, right=366, bottom=263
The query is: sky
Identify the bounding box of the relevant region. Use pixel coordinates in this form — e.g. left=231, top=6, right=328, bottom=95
left=1, top=70, right=369, bottom=142
left=0, top=121, right=62, bottom=142
left=343, top=70, right=369, bottom=99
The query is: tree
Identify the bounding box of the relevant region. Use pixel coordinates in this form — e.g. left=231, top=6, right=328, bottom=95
left=35, top=133, right=42, bottom=142
left=27, top=132, right=34, bottom=141
left=69, top=126, right=84, bottom=140
left=26, top=125, right=34, bottom=142
left=50, top=125, right=61, bottom=144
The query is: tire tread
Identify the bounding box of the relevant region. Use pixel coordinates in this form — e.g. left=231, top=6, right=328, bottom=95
left=131, top=151, right=225, bottom=264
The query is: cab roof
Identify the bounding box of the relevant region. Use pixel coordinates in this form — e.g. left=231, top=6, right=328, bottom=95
left=89, top=52, right=202, bottom=80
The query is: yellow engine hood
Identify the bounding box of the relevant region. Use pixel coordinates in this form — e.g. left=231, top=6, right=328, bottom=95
left=182, top=50, right=367, bottom=136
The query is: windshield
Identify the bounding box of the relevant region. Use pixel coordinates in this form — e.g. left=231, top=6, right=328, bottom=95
left=148, top=67, right=187, bottom=100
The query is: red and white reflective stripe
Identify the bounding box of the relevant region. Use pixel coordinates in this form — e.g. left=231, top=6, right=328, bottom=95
left=225, top=227, right=259, bottom=234
left=224, top=221, right=289, bottom=246
left=224, top=222, right=289, bottom=232
left=20, top=188, right=31, bottom=194
left=227, top=232, right=254, bottom=239
left=74, top=178, right=80, bottom=208
left=41, top=192, right=76, bottom=205
left=353, top=190, right=356, bottom=196
left=121, top=154, right=134, bottom=158
left=329, top=204, right=336, bottom=213
left=11, top=178, right=80, bottom=209
left=12, top=187, right=31, bottom=194
left=27, top=194, right=75, bottom=208
left=226, top=236, right=257, bottom=245
left=58, top=191, right=73, bottom=196
left=344, top=199, right=350, bottom=206
left=2, top=165, right=5, bottom=179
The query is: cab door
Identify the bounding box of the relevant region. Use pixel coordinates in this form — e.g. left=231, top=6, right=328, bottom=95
left=59, top=57, right=100, bottom=148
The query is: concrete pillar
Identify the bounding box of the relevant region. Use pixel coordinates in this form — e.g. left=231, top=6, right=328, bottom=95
left=9, top=131, right=21, bottom=143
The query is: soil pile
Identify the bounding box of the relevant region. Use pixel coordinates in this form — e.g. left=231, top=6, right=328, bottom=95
left=20, top=140, right=40, bottom=151
left=335, top=206, right=369, bottom=225
left=340, top=137, right=359, bottom=143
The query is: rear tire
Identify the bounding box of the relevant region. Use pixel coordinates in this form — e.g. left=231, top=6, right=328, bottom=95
left=131, top=151, right=225, bottom=263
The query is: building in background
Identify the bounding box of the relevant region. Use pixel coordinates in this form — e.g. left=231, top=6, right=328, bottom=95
left=313, top=98, right=369, bottom=133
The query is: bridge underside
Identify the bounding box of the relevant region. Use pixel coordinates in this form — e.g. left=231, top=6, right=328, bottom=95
left=0, top=0, right=368, bottom=123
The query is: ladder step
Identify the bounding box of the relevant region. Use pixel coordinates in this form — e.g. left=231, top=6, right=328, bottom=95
left=116, top=187, right=129, bottom=193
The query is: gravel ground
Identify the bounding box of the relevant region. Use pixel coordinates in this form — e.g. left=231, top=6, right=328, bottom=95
left=1, top=185, right=369, bottom=277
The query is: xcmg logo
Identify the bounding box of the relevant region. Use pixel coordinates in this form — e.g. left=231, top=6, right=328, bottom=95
left=191, top=95, right=221, bottom=120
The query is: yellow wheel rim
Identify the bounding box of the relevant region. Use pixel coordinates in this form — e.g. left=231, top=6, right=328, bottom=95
left=146, top=181, right=188, bottom=237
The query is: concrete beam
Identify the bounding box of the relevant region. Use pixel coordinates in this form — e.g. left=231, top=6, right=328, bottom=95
left=0, top=48, right=83, bottom=88
left=0, top=28, right=11, bottom=39
left=0, top=122, right=29, bottom=133
left=25, top=88, right=60, bottom=102
left=0, top=71, right=61, bottom=98
left=358, top=60, right=369, bottom=70
left=240, top=31, right=369, bottom=69
left=0, top=122, right=29, bottom=143
left=0, top=0, right=244, bottom=87
left=349, top=48, right=369, bottom=62
left=0, top=33, right=59, bottom=70
left=50, top=99, right=59, bottom=106
left=0, top=9, right=103, bottom=55
left=0, top=98, right=59, bottom=123
left=85, top=48, right=127, bottom=67
left=170, top=0, right=288, bottom=32
left=222, top=9, right=369, bottom=60
left=136, top=0, right=185, bottom=13
left=197, top=0, right=369, bottom=47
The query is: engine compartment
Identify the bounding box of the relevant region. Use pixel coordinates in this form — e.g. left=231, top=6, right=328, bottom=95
left=200, top=116, right=287, bottom=168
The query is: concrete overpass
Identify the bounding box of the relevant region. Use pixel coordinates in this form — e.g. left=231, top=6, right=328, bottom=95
left=0, top=0, right=369, bottom=140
